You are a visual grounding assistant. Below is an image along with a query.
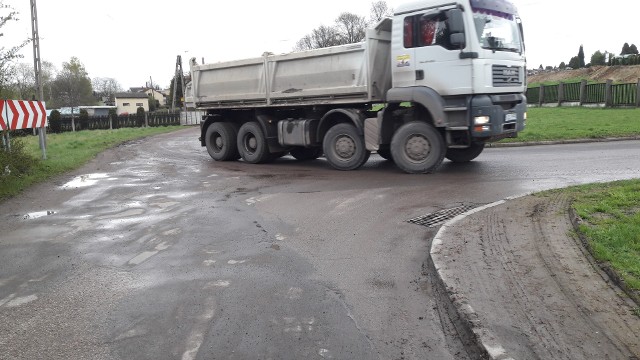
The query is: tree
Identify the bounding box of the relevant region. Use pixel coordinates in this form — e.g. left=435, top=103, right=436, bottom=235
left=147, top=94, right=158, bottom=112
left=370, top=1, right=392, bottom=23
left=629, top=44, right=639, bottom=55
left=335, top=12, right=368, bottom=44
left=92, top=77, right=122, bottom=105
left=567, top=56, right=580, bottom=69
left=0, top=1, right=30, bottom=97
left=578, top=45, right=585, bottom=68
left=50, top=57, right=95, bottom=109
left=621, top=42, right=631, bottom=55
left=559, top=62, right=566, bottom=69
left=590, top=50, right=606, bottom=66
left=13, top=62, right=35, bottom=99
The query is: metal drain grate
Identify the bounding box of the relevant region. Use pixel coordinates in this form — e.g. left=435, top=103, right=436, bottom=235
left=408, top=204, right=480, bottom=228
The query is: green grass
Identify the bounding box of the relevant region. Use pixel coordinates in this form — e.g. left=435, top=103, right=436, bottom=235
left=568, top=180, right=640, bottom=297
left=0, top=126, right=183, bottom=200
left=501, top=107, right=640, bottom=143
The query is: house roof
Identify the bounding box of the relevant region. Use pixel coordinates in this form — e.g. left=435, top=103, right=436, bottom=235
left=114, top=92, right=149, bottom=99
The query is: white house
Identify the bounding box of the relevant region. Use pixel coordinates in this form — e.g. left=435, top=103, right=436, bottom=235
left=114, top=92, right=149, bottom=115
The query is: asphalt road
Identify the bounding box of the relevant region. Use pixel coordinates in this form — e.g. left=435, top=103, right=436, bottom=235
left=1, top=127, right=639, bottom=360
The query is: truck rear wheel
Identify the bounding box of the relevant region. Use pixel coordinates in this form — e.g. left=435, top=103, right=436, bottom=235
left=445, top=142, right=485, bottom=163
left=205, top=122, right=240, bottom=161
left=290, top=147, right=322, bottom=161
left=323, top=123, right=370, bottom=171
left=237, top=122, right=270, bottom=164
left=390, top=121, right=445, bottom=174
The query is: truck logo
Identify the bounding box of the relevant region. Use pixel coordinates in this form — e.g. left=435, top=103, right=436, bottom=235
left=502, top=68, right=518, bottom=76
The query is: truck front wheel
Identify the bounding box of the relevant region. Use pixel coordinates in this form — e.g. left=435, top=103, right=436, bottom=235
left=237, top=122, right=270, bottom=164
left=323, top=123, right=370, bottom=171
left=445, top=142, right=485, bottom=163
left=390, top=122, right=445, bottom=174
left=205, top=122, right=240, bottom=161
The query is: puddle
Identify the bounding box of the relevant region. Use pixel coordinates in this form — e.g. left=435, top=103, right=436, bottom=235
left=62, top=173, right=111, bottom=189
left=23, top=210, right=56, bottom=220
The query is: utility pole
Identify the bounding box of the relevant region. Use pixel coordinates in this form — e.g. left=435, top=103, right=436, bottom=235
left=171, top=55, right=185, bottom=112
left=30, top=0, right=46, bottom=159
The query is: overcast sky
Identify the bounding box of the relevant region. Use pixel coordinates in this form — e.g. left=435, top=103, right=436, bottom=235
left=4, top=0, right=637, bottom=90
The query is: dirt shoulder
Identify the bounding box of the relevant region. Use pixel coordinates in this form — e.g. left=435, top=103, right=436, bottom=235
left=529, top=65, right=640, bottom=85
left=431, top=192, right=640, bottom=359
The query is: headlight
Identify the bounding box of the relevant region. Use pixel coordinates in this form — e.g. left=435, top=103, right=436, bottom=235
left=474, top=116, right=490, bottom=125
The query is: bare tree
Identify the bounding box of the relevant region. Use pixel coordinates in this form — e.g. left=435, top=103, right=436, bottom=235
left=92, top=77, right=122, bottom=105
left=314, top=25, right=343, bottom=48
left=0, top=1, right=30, bottom=97
left=335, top=12, right=368, bottom=44
left=370, top=1, right=393, bottom=23
left=13, top=62, right=35, bottom=99
left=294, top=34, right=314, bottom=52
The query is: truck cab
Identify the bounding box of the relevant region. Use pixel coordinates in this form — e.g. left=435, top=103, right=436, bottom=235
left=383, top=0, right=526, bottom=151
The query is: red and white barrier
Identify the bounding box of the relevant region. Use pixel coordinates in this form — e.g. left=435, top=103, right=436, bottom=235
left=0, top=100, right=47, bottom=131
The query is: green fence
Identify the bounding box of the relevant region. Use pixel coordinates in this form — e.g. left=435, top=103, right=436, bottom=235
left=49, top=112, right=181, bottom=133
left=527, top=79, right=640, bottom=107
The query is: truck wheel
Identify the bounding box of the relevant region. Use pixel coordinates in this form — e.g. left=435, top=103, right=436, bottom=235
left=205, top=122, right=239, bottom=161
left=445, top=142, right=485, bottom=163
left=237, top=122, right=270, bottom=164
left=390, top=121, right=445, bottom=174
left=323, top=123, right=370, bottom=171
left=290, top=147, right=322, bottom=161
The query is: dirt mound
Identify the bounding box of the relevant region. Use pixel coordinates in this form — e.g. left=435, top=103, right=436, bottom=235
left=529, top=65, right=640, bottom=84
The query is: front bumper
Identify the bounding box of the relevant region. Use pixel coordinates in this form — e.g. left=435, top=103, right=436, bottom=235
left=470, top=93, right=527, bottom=141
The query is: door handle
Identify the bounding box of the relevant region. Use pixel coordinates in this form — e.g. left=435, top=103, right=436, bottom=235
left=415, top=70, right=424, bottom=80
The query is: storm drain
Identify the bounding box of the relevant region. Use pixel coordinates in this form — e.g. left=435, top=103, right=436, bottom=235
left=407, top=204, right=480, bottom=228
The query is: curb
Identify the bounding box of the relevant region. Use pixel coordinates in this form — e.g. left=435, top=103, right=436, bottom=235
left=429, top=193, right=531, bottom=360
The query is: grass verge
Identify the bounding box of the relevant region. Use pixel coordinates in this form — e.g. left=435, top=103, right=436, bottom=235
left=567, top=180, right=640, bottom=304
left=501, top=107, right=640, bottom=143
left=0, top=126, right=184, bottom=201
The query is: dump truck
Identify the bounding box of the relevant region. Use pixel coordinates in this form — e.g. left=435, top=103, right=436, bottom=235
left=191, top=0, right=526, bottom=173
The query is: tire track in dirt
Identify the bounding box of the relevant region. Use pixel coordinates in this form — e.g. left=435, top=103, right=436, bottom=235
left=432, top=193, right=640, bottom=359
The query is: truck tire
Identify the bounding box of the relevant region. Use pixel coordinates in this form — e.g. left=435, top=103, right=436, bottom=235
left=205, top=122, right=240, bottom=161
left=390, top=121, right=445, bottom=174
left=445, top=142, right=485, bottom=163
left=290, top=147, right=322, bottom=161
left=237, top=122, right=270, bottom=164
left=323, top=123, right=370, bottom=171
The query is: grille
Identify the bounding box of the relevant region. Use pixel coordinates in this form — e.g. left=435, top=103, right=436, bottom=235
left=407, top=204, right=480, bottom=228
left=493, top=65, right=522, bottom=87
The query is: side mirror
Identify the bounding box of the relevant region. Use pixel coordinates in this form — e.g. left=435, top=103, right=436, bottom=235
left=450, top=33, right=466, bottom=48
left=447, top=8, right=465, bottom=34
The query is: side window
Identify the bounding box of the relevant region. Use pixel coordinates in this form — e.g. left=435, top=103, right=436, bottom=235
left=403, top=16, right=414, bottom=48
left=419, top=13, right=454, bottom=50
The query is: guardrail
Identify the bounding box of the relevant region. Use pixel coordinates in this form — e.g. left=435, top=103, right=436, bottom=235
left=526, top=79, right=640, bottom=107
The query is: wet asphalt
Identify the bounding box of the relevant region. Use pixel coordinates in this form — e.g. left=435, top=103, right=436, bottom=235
left=0, top=127, right=638, bottom=359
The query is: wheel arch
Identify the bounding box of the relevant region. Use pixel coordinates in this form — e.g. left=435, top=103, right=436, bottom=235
left=386, top=87, right=447, bottom=128
left=317, top=108, right=366, bottom=142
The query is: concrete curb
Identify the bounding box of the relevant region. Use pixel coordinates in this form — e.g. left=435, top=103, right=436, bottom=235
left=429, top=193, right=532, bottom=360
left=486, top=136, right=640, bottom=148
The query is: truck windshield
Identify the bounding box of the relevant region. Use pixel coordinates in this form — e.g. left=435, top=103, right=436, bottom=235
left=472, top=8, right=523, bottom=53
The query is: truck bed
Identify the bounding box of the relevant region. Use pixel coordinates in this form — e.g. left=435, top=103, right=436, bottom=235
left=190, top=22, right=391, bottom=109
